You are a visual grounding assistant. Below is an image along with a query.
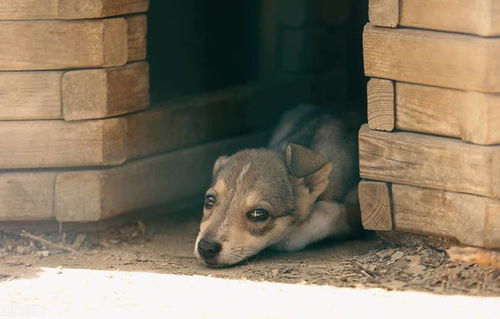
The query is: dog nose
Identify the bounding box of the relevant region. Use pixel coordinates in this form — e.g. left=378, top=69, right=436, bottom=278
left=198, top=238, right=222, bottom=259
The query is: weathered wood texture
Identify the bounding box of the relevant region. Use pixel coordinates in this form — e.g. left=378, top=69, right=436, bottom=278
left=367, top=78, right=394, bottom=131
left=359, top=180, right=500, bottom=248
left=367, top=80, right=500, bottom=145
left=0, top=71, right=63, bottom=120
left=358, top=180, right=393, bottom=231
left=126, top=15, right=147, bottom=62
left=126, top=88, right=249, bottom=159
left=359, top=125, right=500, bottom=199
left=0, top=62, right=149, bottom=121
left=369, top=0, right=500, bottom=36
left=368, top=0, right=399, bottom=27
left=363, top=24, right=500, bottom=93
left=0, top=133, right=265, bottom=222
left=62, top=61, right=149, bottom=120
left=0, top=172, right=57, bottom=221
left=0, top=0, right=149, bottom=20
left=54, top=133, right=267, bottom=222
left=0, top=88, right=250, bottom=169
left=0, top=18, right=131, bottom=70
left=392, top=183, right=500, bottom=249
left=0, top=118, right=127, bottom=169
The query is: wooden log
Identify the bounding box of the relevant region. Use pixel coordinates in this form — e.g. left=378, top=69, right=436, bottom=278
left=0, top=172, right=56, bottom=221
left=0, top=62, right=149, bottom=121
left=126, top=15, right=147, bottom=62
left=0, top=71, right=63, bottom=120
left=358, top=180, right=393, bottom=231
left=367, top=78, right=394, bottom=131
left=359, top=124, right=500, bottom=199
left=363, top=24, right=500, bottom=93
left=55, top=133, right=267, bottom=222
left=391, top=183, right=500, bottom=249
left=125, top=88, right=250, bottom=159
left=369, top=0, right=500, bottom=37
left=0, top=87, right=251, bottom=169
left=62, top=62, right=149, bottom=120
left=0, top=0, right=149, bottom=20
left=0, top=118, right=127, bottom=169
left=0, top=18, right=128, bottom=71
left=367, top=80, right=500, bottom=145
left=368, top=0, right=399, bottom=27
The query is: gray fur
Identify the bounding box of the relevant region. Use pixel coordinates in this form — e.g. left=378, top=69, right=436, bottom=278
left=195, top=105, right=360, bottom=267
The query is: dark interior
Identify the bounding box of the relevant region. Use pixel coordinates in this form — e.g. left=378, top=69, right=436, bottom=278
left=147, top=0, right=368, bottom=130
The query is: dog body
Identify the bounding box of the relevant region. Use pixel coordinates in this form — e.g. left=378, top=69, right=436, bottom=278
left=195, top=105, right=360, bottom=267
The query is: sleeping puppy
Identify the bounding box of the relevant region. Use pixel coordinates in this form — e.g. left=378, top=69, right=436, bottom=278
left=194, top=105, right=361, bottom=267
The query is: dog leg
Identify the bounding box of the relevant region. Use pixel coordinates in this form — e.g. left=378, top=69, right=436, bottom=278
left=273, top=200, right=355, bottom=252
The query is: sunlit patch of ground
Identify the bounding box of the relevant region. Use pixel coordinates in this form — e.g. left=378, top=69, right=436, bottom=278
left=0, top=267, right=498, bottom=318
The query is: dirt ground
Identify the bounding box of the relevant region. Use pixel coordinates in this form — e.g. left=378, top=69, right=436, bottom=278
left=0, top=208, right=499, bottom=298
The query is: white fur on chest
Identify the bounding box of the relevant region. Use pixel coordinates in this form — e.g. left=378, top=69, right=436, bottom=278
left=273, top=200, right=351, bottom=252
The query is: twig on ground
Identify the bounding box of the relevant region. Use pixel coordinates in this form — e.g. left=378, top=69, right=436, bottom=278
left=20, top=230, right=78, bottom=254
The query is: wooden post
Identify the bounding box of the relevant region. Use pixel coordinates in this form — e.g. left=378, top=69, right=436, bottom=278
left=126, top=15, right=147, bottom=62
left=62, top=62, right=150, bottom=120
left=0, top=0, right=149, bottom=20
left=367, top=78, right=395, bottom=131
left=368, top=0, right=399, bottom=27
left=358, top=180, right=393, bottom=231
left=398, top=0, right=500, bottom=37
left=391, top=183, right=500, bottom=248
left=366, top=80, right=500, bottom=145
left=363, top=24, right=500, bottom=93
left=359, top=124, right=500, bottom=199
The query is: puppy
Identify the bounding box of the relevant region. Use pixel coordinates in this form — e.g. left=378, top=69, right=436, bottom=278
left=195, top=105, right=361, bottom=267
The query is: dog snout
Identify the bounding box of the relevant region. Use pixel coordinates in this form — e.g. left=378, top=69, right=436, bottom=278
left=197, top=238, right=222, bottom=259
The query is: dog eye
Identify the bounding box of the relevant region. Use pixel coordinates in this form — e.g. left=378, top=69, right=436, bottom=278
left=204, top=195, right=216, bottom=209
left=247, top=209, right=269, bottom=222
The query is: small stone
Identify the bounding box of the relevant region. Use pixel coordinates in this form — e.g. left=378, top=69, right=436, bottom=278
left=56, top=266, right=63, bottom=274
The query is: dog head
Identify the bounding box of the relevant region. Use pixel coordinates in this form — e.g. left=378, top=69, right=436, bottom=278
left=194, top=144, right=332, bottom=267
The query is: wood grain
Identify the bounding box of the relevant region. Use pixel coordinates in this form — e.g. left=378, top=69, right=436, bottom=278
left=391, top=183, right=500, bottom=248
left=358, top=180, right=393, bottom=231
left=0, top=0, right=149, bottom=20
left=0, top=87, right=251, bottom=169
left=55, top=133, right=267, bottom=222
left=369, top=0, right=399, bottom=27
left=62, top=62, right=149, bottom=120
left=0, top=172, right=56, bottom=221
left=363, top=24, right=500, bottom=93
left=399, top=0, right=500, bottom=37
left=396, top=82, right=500, bottom=145
left=0, top=71, right=63, bottom=120
left=0, top=18, right=128, bottom=71
left=126, top=15, right=147, bottom=62
left=126, top=88, right=250, bottom=159
left=366, top=80, right=500, bottom=145
left=0, top=62, right=149, bottom=121
left=0, top=118, right=127, bottom=169
left=367, top=78, right=395, bottom=131
left=359, top=124, right=500, bottom=199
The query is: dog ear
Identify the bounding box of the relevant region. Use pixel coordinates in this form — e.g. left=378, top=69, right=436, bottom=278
left=213, top=155, right=229, bottom=176
left=285, top=143, right=332, bottom=196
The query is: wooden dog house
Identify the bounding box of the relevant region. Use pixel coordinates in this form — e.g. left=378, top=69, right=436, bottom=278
left=0, top=0, right=497, bottom=251
left=359, top=0, right=500, bottom=249
left=0, top=0, right=355, bottom=224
